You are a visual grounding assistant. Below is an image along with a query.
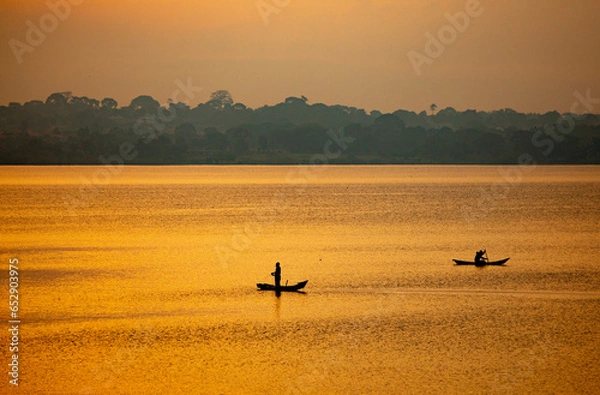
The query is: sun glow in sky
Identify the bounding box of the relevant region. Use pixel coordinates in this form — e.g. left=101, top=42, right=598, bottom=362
left=1, top=0, right=599, bottom=113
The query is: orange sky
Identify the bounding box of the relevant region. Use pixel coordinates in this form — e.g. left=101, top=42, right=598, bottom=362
left=1, top=0, right=599, bottom=113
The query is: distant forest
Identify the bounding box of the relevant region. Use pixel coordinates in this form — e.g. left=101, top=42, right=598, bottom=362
left=2, top=90, right=600, bottom=164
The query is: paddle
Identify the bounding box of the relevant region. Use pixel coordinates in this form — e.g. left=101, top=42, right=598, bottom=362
left=484, top=250, right=489, bottom=263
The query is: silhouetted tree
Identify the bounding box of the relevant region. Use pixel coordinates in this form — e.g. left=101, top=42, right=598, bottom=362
left=1, top=90, right=600, bottom=164
left=207, top=90, right=233, bottom=110
left=46, top=92, right=72, bottom=106
left=101, top=98, right=118, bottom=109
left=128, top=95, right=160, bottom=113
left=24, top=100, right=44, bottom=109
left=285, top=96, right=308, bottom=105
left=374, top=114, right=404, bottom=130
left=71, top=96, right=98, bottom=109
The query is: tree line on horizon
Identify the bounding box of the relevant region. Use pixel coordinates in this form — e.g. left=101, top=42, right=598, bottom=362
left=1, top=90, right=599, bottom=164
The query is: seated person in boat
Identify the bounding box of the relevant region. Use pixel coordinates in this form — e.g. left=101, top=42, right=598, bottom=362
left=474, top=250, right=487, bottom=265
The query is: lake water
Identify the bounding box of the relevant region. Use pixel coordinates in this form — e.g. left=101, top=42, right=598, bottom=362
left=1, top=165, right=599, bottom=394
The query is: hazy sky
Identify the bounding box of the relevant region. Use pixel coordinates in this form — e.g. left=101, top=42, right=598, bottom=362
left=1, top=0, right=599, bottom=113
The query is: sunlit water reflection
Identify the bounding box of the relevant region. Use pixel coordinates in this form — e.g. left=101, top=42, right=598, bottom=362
left=1, top=165, right=599, bottom=394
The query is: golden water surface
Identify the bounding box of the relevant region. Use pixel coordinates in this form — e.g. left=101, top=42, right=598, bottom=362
left=1, top=165, right=599, bottom=394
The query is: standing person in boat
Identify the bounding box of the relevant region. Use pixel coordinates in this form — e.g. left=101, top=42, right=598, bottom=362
left=271, top=262, right=281, bottom=289
left=474, top=250, right=487, bottom=266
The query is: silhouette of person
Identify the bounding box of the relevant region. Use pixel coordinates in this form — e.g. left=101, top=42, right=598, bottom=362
left=271, top=262, right=281, bottom=288
left=475, top=250, right=487, bottom=266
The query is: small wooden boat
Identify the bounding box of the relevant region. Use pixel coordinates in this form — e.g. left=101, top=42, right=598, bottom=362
left=453, top=258, right=509, bottom=266
left=257, top=280, right=308, bottom=292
